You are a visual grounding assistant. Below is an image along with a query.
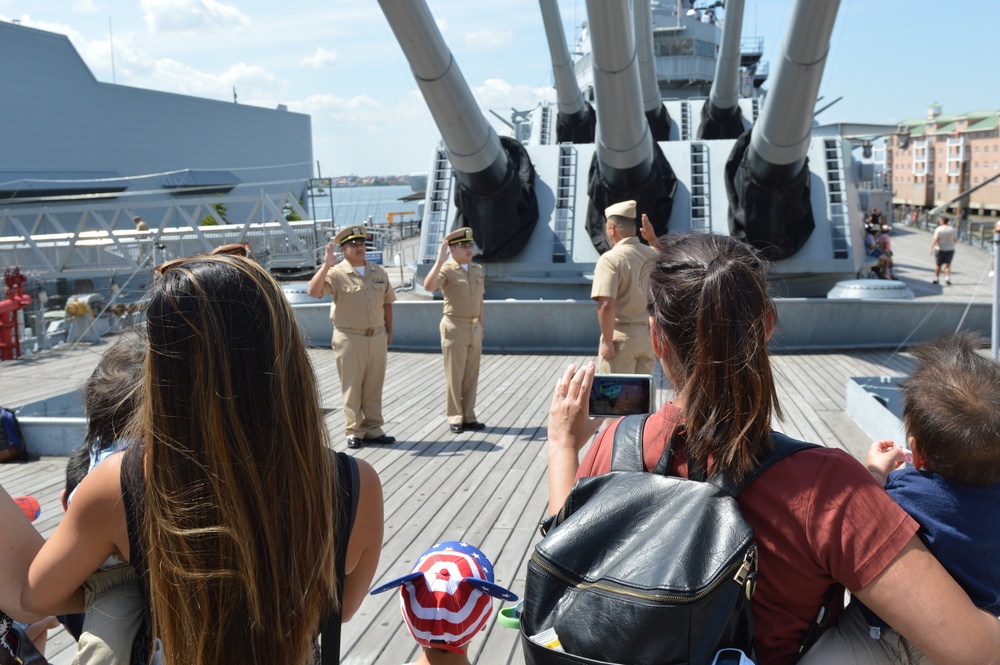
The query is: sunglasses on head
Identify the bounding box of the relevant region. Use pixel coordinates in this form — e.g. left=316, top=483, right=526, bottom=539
left=153, top=242, right=255, bottom=278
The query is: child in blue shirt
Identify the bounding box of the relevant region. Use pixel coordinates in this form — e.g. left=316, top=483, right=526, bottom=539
left=801, top=332, right=1000, bottom=664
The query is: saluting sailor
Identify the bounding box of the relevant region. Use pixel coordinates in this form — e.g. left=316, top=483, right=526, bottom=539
left=423, top=227, right=487, bottom=433
left=591, top=200, right=657, bottom=374
left=308, top=225, right=396, bottom=449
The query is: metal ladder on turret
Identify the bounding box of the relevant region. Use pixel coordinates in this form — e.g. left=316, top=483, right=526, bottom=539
left=553, top=145, right=578, bottom=262
left=680, top=102, right=692, bottom=140
left=420, top=145, right=455, bottom=262
left=689, top=142, right=711, bottom=233
left=539, top=106, right=553, bottom=145
left=823, top=139, right=850, bottom=259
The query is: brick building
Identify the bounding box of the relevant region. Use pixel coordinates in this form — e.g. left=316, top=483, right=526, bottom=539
left=889, top=105, right=1000, bottom=219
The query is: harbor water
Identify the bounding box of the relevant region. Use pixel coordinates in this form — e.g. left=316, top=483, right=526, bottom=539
left=307, top=184, right=422, bottom=228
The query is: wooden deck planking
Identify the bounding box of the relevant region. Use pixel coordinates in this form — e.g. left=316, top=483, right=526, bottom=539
left=0, top=338, right=928, bottom=665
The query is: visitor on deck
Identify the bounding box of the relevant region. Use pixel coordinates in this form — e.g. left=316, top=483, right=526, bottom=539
left=544, top=232, right=1000, bottom=664
left=18, top=250, right=384, bottom=665
left=799, top=332, right=1000, bottom=664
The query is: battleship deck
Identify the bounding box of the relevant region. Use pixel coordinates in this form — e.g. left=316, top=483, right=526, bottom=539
left=2, top=342, right=919, bottom=664
left=1, top=222, right=996, bottom=663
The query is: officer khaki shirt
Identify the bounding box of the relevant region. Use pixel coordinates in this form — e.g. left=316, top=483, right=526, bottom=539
left=324, top=260, right=396, bottom=330
left=590, top=236, right=656, bottom=324
left=438, top=260, right=484, bottom=319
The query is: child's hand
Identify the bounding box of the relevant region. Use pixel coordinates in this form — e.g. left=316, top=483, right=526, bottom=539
left=866, top=439, right=905, bottom=485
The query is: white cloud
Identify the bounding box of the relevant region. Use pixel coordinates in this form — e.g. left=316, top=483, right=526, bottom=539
left=73, top=0, right=99, bottom=13
left=472, top=78, right=554, bottom=110
left=465, top=27, right=513, bottom=51
left=300, top=47, right=337, bottom=69
left=140, top=0, right=250, bottom=34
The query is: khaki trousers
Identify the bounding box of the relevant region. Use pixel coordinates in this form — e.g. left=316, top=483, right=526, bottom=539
left=597, top=326, right=655, bottom=375
left=73, top=563, right=143, bottom=665
left=440, top=316, right=482, bottom=425
left=797, top=601, right=930, bottom=665
left=333, top=328, right=387, bottom=438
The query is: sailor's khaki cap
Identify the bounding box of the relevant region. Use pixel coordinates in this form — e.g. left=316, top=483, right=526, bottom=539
left=334, top=225, right=368, bottom=245
left=604, top=200, right=637, bottom=220
left=445, top=227, right=475, bottom=245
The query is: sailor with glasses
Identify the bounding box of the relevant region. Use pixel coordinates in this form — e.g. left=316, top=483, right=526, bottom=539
left=308, top=226, right=396, bottom=449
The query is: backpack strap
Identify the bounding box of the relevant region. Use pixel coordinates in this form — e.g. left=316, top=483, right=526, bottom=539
left=321, top=452, right=361, bottom=665
left=714, top=431, right=821, bottom=497
left=610, top=414, right=652, bottom=472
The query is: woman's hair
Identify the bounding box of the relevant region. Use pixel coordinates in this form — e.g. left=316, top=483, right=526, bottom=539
left=136, top=255, right=337, bottom=665
left=644, top=233, right=782, bottom=485
left=82, top=333, right=146, bottom=456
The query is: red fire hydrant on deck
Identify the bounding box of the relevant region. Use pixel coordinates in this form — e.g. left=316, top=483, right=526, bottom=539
left=0, top=267, right=32, bottom=361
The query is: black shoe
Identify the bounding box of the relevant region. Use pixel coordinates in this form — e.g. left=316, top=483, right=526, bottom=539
left=449, top=424, right=464, bottom=433
left=364, top=434, right=396, bottom=444
left=347, top=437, right=364, bottom=449
left=462, top=421, right=487, bottom=431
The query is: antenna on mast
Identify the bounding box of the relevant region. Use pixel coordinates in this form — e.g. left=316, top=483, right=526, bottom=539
left=108, top=17, right=116, bottom=84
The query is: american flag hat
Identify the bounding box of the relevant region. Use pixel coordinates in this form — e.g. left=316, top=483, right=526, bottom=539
left=369, top=541, right=519, bottom=653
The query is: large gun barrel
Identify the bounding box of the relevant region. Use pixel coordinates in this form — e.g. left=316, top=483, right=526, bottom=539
left=747, top=0, right=840, bottom=185
left=375, top=0, right=507, bottom=192
left=583, top=0, right=676, bottom=253
left=376, top=0, right=538, bottom=261
left=634, top=0, right=670, bottom=141
left=725, top=0, right=841, bottom=260
left=586, top=0, right=653, bottom=189
left=698, top=0, right=746, bottom=139
left=539, top=0, right=594, bottom=142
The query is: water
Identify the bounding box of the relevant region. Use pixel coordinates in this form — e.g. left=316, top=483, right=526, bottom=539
left=307, top=185, right=422, bottom=227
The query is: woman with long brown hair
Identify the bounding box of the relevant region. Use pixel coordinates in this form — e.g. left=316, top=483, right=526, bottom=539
left=546, top=232, right=1000, bottom=664
left=21, top=251, right=383, bottom=665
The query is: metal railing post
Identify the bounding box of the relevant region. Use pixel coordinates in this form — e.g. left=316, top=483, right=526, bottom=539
left=993, top=221, right=1000, bottom=359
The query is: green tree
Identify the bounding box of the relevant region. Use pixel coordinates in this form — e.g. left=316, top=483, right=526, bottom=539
left=283, top=195, right=304, bottom=222
left=200, top=196, right=229, bottom=226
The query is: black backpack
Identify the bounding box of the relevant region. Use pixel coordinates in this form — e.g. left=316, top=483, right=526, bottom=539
left=521, top=415, right=817, bottom=665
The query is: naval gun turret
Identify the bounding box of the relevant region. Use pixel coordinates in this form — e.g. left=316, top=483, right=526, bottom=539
left=583, top=0, right=677, bottom=253
left=725, top=0, right=841, bottom=261
left=375, top=0, right=537, bottom=262
left=697, top=0, right=748, bottom=140
left=539, top=0, right=595, bottom=144
left=381, top=0, right=863, bottom=299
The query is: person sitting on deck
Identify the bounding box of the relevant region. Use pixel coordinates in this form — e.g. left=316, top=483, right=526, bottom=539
left=19, top=248, right=385, bottom=665
left=369, top=541, right=518, bottom=665
left=799, top=331, right=1000, bottom=664
left=545, top=232, right=1000, bottom=664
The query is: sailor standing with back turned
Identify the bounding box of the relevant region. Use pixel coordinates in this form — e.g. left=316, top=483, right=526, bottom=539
left=308, top=225, right=396, bottom=449
left=591, top=200, right=657, bottom=374
left=423, top=227, right=487, bottom=433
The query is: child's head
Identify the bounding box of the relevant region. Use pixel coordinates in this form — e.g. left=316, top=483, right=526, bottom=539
left=370, top=541, right=518, bottom=655
left=82, top=333, right=146, bottom=455
left=901, top=332, right=1000, bottom=486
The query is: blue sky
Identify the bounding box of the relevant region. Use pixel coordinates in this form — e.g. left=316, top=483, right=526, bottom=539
left=0, top=0, right=994, bottom=177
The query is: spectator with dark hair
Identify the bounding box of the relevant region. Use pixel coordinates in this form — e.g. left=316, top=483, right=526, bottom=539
left=800, top=332, right=1000, bottom=664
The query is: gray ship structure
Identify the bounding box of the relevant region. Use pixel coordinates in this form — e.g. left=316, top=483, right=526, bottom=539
left=379, top=0, right=861, bottom=298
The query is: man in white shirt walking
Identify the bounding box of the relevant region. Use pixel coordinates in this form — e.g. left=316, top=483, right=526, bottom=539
left=930, top=217, right=958, bottom=285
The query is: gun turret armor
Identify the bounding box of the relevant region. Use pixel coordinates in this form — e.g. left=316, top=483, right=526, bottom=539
left=726, top=0, right=841, bottom=260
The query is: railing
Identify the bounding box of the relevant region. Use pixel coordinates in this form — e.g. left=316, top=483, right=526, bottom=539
left=0, top=190, right=326, bottom=278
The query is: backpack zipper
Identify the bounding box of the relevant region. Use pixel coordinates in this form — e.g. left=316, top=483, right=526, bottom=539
left=530, top=543, right=757, bottom=605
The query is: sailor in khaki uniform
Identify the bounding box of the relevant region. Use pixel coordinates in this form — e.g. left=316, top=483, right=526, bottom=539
left=590, top=200, right=657, bottom=374
left=423, top=227, right=487, bottom=433
left=307, top=225, right=396, bottom=449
